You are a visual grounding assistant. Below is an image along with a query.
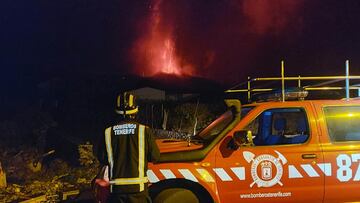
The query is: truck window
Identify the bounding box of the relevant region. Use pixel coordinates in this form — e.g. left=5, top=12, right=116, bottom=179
left=243, top=108, right=309, bottom=146
left=324, top=106, right=360, bottom=142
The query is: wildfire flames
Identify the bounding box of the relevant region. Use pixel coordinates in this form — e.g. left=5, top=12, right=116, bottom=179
left=132, top=0, right=193, bottom=77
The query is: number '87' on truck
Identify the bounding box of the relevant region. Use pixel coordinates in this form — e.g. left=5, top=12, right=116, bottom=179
left=144, top=98, right=360, bottom=203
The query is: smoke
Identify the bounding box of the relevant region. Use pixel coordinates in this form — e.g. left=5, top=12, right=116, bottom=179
left=131, top=0, right=304, bottom=83
left=241, top=0, right=304, bottom=35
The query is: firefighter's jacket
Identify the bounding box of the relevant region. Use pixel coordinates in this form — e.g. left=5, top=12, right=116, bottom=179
left=98, top=120, right=160, bottom=194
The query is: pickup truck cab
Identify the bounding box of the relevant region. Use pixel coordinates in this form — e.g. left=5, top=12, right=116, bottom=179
left=148, top=98, right=360, bottom=203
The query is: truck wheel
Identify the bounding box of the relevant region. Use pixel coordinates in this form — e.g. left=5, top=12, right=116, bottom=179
left=153, top=188, right=199, bottom=203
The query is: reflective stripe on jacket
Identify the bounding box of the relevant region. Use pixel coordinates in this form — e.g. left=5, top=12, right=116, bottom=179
left=101, top=121, right=160, bottom=194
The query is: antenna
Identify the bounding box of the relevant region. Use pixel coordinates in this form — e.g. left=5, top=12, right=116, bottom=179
left=346, top=60, right=350, bottom=100
left=281, top=60, right=285, bottom=102
left=247, top=76, right=251, bottom=102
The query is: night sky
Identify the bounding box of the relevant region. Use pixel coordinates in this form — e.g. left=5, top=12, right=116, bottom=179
left=2, top=0, right=360, bottom=89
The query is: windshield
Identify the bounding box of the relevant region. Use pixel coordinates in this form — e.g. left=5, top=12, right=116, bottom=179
left=196, top=110, right=234, bottom=141
left=195, top=106, right=254, bottom=142
left=241, top=106, right=254, bottom=119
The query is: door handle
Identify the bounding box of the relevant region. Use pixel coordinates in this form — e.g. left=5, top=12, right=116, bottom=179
left=302, top=154, right=317, bottom=159
left=201, top=162, right=211, bottom=167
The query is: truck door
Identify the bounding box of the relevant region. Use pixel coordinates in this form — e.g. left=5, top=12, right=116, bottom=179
left=215, top=105, right=324, bottom=202
left=316, top=104, right=360, bottom=202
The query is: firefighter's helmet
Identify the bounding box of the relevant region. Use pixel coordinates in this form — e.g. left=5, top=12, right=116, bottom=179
left=115, top=92, right=138, bottom=115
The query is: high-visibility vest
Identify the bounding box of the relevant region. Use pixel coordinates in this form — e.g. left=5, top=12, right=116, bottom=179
left=104, top=124, right=148, bottom=192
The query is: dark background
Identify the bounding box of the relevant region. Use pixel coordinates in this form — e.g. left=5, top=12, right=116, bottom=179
left=2, top=1, right=360, bottom=84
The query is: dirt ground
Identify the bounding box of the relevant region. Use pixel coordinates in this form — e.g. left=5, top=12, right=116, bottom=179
left=0, top=144, right=99, bottom=202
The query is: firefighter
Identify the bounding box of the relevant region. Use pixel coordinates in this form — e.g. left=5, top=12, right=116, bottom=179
left=98, top=92, right=160, bottom=203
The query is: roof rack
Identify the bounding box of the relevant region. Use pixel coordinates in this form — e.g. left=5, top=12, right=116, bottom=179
left=226, top=60, right=360, bottom=102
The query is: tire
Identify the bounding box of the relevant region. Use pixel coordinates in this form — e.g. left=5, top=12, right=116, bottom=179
left=153, top=188, right=199, bottom=203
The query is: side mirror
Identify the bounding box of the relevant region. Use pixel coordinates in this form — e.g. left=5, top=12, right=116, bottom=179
left=227, top=130, right=253, bottom=150
left=224, top=99, right=241, bottom=114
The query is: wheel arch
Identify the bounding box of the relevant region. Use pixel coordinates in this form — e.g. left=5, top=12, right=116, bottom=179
left=149, top=178, right=216, bottom=203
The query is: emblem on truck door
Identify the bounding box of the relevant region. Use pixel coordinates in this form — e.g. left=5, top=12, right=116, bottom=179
left=243, top=150, right=287, bottom=188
